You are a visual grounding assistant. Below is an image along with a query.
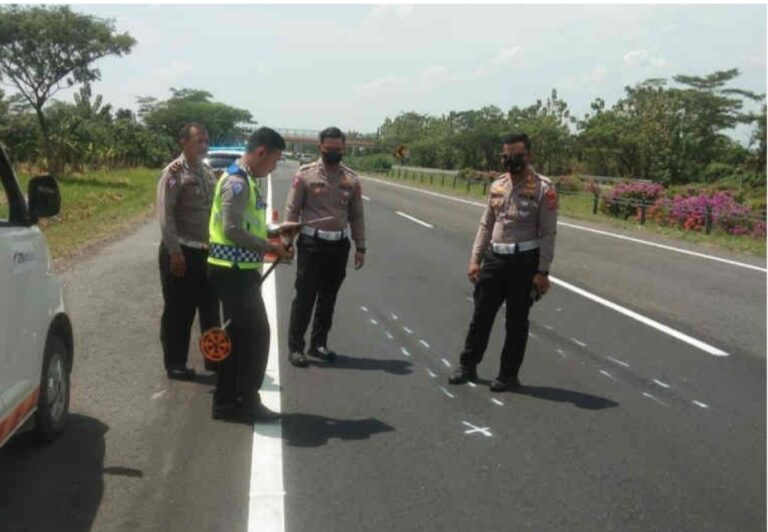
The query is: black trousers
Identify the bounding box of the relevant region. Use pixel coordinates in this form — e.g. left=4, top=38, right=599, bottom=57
left=208, top=265, right=270, bottom=407
left=459, top=249, right=539, bottom=380
left=288, top=234, right=350, bottom=353
left=159, top=243, right=219, bottom=371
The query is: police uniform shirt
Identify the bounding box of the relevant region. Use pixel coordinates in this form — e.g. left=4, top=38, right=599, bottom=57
left=157, top=154, right=216, bottom=252
left=470, top=169, right=558, bottom=271
left=219, top=161, right=272, bottom=253
left=284, top=160, right=366, bottom=250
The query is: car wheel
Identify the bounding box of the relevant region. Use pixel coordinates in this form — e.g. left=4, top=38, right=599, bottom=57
left=34, top=335, right=70, bottom=442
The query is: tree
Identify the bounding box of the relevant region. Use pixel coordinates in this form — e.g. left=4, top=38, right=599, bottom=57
left=141, top=88, right=254, bottom=145
left=0, top=5, right=135, bottom=172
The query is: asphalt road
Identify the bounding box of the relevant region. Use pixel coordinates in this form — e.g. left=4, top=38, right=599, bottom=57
left=1, top=159, right=765, bottom=532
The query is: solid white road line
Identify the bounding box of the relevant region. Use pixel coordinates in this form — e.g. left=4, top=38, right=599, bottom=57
left=364, top=175, right=766, bottom=273
left=248, top=175, right=285, bottom=532
left=395, top=210, right=434, bottom=228
left=552, top=277, right=730, bottom=357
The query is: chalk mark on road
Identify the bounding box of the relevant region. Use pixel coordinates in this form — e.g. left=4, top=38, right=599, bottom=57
left=462, top=421, right=492, bottom=437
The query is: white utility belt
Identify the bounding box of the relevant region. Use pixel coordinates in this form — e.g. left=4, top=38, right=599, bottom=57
left=301, top=226, right=350, bottom=241
left=178, top=237, right=208, bottom=250
left=491, top=239, right=540, bottom=255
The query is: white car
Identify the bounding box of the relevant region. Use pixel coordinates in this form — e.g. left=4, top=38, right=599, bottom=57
left=204, top=148, right=245, bottom=179
left=0, top=145, right=73, bottom=448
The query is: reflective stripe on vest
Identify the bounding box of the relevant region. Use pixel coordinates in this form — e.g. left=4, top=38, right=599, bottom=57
left=207, top=163, right=267, bottom=270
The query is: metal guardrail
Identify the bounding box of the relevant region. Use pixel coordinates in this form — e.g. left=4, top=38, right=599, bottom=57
left=383, top=167, right=766, bottom=236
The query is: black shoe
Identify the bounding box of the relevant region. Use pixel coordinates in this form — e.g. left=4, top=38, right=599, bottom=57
left=448, top=365, right=477, bottom=385
left=490, top=377, right=521, bottom=393
left=167, top=367, right=196, bottom=381
left=244, top=402, right=281, bottom=423
left=308, top=346, right=337, bottom=363
left=289, top=351, right=309, bottom=367
left=212, top=402, right=237, bottom=420
left=204, top=359, right=219, bottom=372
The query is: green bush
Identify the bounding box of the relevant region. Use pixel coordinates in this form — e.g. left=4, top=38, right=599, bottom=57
left=346, top=153, right=393, bottom=172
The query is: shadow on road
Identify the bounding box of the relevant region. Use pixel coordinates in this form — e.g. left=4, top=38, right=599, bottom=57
left=253, top=413, right=395, bottom=448
left=0, top=414, right=125, bottom=532
left=311, top=353, right=413, bottom=375
left=514, top=385, right=619, bottom=410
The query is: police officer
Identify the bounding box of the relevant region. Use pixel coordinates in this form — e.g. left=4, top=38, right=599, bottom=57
left=157, top=123, right=220, bottom=381
left=284, top=127, right=366, bottom=367
left=207, top=127, right=298, bottom=422
left=449, top=133, right=558, bottom=392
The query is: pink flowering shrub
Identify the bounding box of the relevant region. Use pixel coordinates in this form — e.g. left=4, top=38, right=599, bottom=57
left=647, top=191, right=765, bottom=236
left=601, top=182, right=666, bottom=218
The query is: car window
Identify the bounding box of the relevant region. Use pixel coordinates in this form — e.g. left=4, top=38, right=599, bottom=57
left=207, top=155, right=239, bottom=169
left=0, top=175, right=8, bottom=222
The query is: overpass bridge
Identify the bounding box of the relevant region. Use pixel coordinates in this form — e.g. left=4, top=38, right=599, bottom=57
left=274, top=128, right=376, bottom=150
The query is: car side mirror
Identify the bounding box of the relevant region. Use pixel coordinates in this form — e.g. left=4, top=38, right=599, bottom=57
left=28, top=174, right=61, bottom=221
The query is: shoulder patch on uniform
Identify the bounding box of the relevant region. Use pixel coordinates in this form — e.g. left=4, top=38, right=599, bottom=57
left=490, top=177, right=508, bottom=195
left=232, top=181, right=244, bottom=196
left=167, top=177, right=177, bottom=188
left=545, top=187, right=558, bottom=209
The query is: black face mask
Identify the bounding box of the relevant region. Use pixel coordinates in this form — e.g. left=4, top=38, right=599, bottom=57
left=321, top=151, right=343, bottom=165
left=503, top=154, right=527, bottom=174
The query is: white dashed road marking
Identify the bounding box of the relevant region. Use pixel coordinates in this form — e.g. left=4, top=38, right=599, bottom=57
left=693, top=400, right=710, bottom=409
left=395, top=210, right=434, bottom=229
left=606, top=356, right=630, bottom=368
left=440, top=386, right=456, bottom=399
left=653, top=379, right=671, bottom=389
left=400, top=347, right=411, bottom=357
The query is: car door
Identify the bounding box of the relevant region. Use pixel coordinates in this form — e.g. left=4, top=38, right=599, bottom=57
left=0, top=152, right=44, bottom=416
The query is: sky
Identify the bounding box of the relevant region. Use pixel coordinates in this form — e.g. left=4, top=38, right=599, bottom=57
left=52, top=4, right=768, bottom=138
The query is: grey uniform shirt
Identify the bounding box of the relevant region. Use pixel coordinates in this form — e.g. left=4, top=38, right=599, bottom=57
left=157, top=154, right=216, bottom=253
left=470, top=170, right=558, bottom=271
left=219, top=162, right=272, bottom=254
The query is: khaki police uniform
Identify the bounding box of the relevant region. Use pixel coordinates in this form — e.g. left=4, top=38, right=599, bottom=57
left=283, top=159, right=365, bottom=355
left=459, top=169, right=558, bottom=381
left=157, top=154, right=220, bottom=372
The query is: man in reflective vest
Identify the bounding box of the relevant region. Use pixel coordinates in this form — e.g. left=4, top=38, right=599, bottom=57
left=208, top=127, right=297, bottom=422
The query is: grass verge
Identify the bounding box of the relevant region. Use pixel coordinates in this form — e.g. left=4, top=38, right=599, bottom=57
left=1, top=167, right=160, bottom=261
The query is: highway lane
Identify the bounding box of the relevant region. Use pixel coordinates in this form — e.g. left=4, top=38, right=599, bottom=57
left=0, top=159, right=764, bottom=532
left=273, top=161, right=765, bottom=532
